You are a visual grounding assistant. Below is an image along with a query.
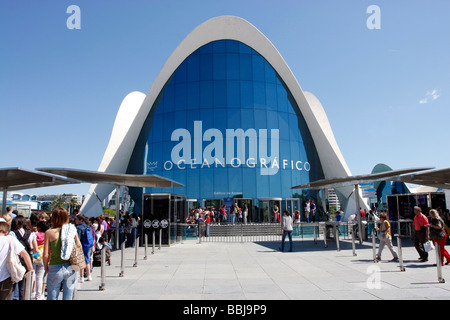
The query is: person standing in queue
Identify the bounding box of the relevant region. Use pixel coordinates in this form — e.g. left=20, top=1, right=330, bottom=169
left=413, top=206, right=430, bottom=262
left=279, top=210, right=293, bottom=252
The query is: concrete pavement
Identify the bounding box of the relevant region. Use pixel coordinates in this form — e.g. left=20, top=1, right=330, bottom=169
left=75, top=237, right=450, bottom=301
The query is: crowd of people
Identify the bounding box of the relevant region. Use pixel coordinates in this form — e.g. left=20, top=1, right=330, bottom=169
left=0, top=206, right=118, bottom=300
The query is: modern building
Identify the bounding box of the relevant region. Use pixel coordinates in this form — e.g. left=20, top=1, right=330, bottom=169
left=81, top=16, right=365, bottom=221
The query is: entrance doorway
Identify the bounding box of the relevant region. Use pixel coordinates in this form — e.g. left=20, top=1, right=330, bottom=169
left=236, top=198, right=253, bottom=223
left=283, top=198, right=300, bottom=217
left=258, top=198, right=282, bottom=223
left=203, top=199, right=223, bottom=211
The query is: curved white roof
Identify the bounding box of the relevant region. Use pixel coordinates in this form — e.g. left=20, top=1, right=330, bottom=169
left=81, top=16, right=356, bottom=217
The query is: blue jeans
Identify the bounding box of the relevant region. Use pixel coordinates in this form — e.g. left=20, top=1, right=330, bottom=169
left=281, top=230, right=293, bottom=252
left=46, top=263, right=77, bottom=300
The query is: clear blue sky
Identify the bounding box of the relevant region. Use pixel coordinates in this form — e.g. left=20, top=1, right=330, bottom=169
left=1, top=0, right=449, bottom=197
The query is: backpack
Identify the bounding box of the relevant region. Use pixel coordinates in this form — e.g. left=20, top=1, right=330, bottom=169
left=13, top=230, right=33, bottom=264
left=81, top=225, right=95, bottom=248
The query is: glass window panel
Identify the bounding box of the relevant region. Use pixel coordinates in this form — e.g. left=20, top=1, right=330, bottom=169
left=174, top=83, right=187, bottom=111
left=174, top=109, right=187, bottom=131
left=253, top=82, right=266, bottom=109
left=199, top=54, right=213, bottom=81
left=268, top=170, right=281, bottom=198
left=187, top=81, right=199, bottom=110
left=164, top=85, right=174, bottom=113
left=277, top=84, right=288, bottom=113
left=199, top=108, right=214, bottom=131
left=226, top=80, right=239, bottom=109
left=213, top=108, right=227, bottom=132
left=174, top=61, right=187, bottom=83
left=213, top=167, right=228, bottom=197
left=186, top=169, right=200, bottom=199
left=239, top=54, right=252, bottom=81
left=226, top=40, right=239, bottom=53
left=214, top=80, right=227, bottom=108
left=187, top=54, right=199, bottom=82
left=254, top=107, right=266, bottom=130
left=213, top=53, right=227, bottom=80
left=213, top=40, right=227, bottom=53
left=239, top=42, right=252, bottom=54
left=242, top=168, right=257, bottom=199
left=265, top=62, right=277, bottom=84
left=228, top=167, right=242, bottom=196
left=199, top=43, right=212, bottom=54
left=278, top=111, right=289, bottom=141
left=227, top=108, right=241, bottom=129
left=266, top=110, right=278, bottom=130
left=163, top=112, right=175, bottom=142
left=252, top=55, right=265, bottom=82
left=199, top=81, right=213, bottom=109
left=151, top=114, right=163, bottom=143
left=226, top=53, right=239, bottom=80
left=240, top=81, right=253, bottom=109
left=289, top=112, right=300, bottom=142
left=265, top=82, right=277, bottom=111
left=200, top=168, right=214, bottom=199
left=240, top=109, right=254, bottom=130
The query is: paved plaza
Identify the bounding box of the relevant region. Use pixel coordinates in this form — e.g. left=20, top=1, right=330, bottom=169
left=75, top=236, right=450, bottom=301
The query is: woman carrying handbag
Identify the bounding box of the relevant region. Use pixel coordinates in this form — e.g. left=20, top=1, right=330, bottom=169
left=43, top=207, right=81, bottom=300
left=429, top=209, right=450, bottom=266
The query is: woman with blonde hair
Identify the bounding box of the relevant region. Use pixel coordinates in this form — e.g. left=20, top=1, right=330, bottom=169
left=375, top=213, right=399, bottom=261
left=429, top=209, right=450, bottom=266
left=43, top=207, right=81, bottom=300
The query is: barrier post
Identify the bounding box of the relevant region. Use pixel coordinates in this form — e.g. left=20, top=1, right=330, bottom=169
left=372, top=224, right=378, bottom=263
left=323, top=223, right=328, bottom=248
left=119, top=240, right=125, bottom=277
left=397, top=236, right=405, bottom=271
left=159, top=229, right=162, bottom=250
left=152, top=231, right=155, bottom=254
left=351, top=224, right=357, bottom=256
left=334, top=223, right=340, bottom=252
left=144, top=233, right=148, bottom=260
left=24, top=271, right=34, bottom=300
left=435, top=243, right=445, bottom=283
left=133, top=233, right=139, bottom=267
left=99, top=246, right=106, bottom=290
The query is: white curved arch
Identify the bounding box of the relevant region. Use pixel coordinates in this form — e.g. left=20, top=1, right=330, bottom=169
left=82, top=16, right=357, bottom=216
left=81, top=91, right=146, bottom=216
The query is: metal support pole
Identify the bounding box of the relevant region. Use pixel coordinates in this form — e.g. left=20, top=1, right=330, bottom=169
left=133, top=234, right=139, bottom=267
left=335, top=223, right=340, bottom=252
left=159, top=229, right=162, bottom=250
left=99, top=246, right=106, bottom=290
left=144, top=233, right=148, bottom=260
left=115, top=185, right=120, bottom=250
left=351, top=224, right=357, bottom=256
left=152, top=231, right=155, bottom=254
left=313, top=224, right=317, bottom=244
left=372, top=224, right=377, bottom=262
left=397, top=236, right=405, bottom=271
left=2, top=187, right=7, bottom=216
left=119, top=241, right=125, bottom=277
left=355, top=184, right=363, bottom=245
left=435, top=242, right=445, bottom=283
left=24, top=271, right=34, bottom=300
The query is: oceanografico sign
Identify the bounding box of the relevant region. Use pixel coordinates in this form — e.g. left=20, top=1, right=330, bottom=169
left=148, top=121, right=311, bottom=176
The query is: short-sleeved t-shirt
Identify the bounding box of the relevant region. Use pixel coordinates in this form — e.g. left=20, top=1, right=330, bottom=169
left=414, top=213, right=429, bottom=231
left=0, top=236, right=25, bottom=282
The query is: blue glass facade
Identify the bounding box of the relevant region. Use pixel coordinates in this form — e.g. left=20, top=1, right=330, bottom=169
left=127, top=40, right=324, bottom=212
